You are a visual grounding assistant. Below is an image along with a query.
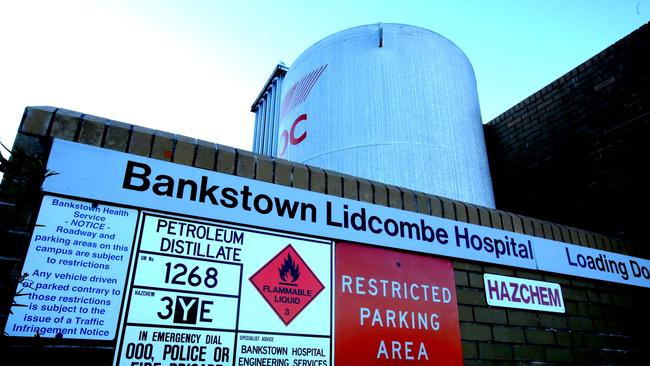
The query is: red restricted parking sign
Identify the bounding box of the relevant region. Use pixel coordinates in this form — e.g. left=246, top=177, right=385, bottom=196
left=335, top=242, right=463, bottom=365
left=250, top=244, right=325, bottom=325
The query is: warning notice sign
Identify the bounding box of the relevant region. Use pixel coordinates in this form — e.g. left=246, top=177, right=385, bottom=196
left=5, top=195, right=136, bottom=340
left=335, top=242, right=463, bottom=365
left=250, top=245, right=325, bottom=325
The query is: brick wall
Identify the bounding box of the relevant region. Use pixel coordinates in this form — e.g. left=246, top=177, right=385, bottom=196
left=1, top=106, right=649, bottom=364
left=485, top=23, right=650, bottom=255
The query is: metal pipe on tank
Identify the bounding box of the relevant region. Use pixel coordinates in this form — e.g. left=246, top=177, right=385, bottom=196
left=252, top=105, right=260, bottom=152
left=272, top=76, right=282, bottom=156
left=268, top=79, right=278, bottom=156
left=259, top=97, right=267, bottom=154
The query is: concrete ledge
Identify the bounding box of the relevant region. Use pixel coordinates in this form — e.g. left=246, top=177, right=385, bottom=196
left=292, top=163, right=310, bottom=190
left=274, top=158, right=292, bottom=187
left=371, top=180, right=388, bottom=206
left=51, top=109, right=82, bottom=140
left=104, top=120, right=131, bottom=152
left=78, top=114, right=107, bottom=146
left=323, top=169, right=342, bottom=196
left=429, top=195, right=444, bottom=218
left=255, top=155, right=275, bottom=183
left=150, top=130, right=175, bottom=161
left=308, top=166, right=326, bottom=194
left=216, top=144, right=236, bottom=175
left=19, top=106, right=57, bottom=136
left=14, top=105, right=637, bottom=256
left=341, top=173, right=358, bottom=200
left=357, top=178, right=373, bottom=204
left=129, top=125, right=154, bottom=157
left=386, top=184, right=402, bottom=209
left=195, top=139, right=217, bottom=170
left=236, top=149, right=256, bottom=179
left=401, top=188, right=417, bottom=213
left=173, top=135, right=197, bottom=166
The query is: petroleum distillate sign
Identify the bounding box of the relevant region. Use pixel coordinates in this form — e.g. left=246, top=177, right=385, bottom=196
left=113, top=212, right=332, bottom=366
left=335, top=242, right=463, bottom=365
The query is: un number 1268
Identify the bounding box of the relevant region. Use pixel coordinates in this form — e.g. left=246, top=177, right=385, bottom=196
left=164, top=262, right=218, bottom=288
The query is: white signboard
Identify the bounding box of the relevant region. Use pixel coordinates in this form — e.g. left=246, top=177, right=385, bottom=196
left=113, top=212, right=332, bottom=366
left=5, top=195, right=137, bottom=339
left=44, top=139, right=537, bottom=270
left=484, top=274, right=565, bottom=313
left=40, top=139, right=650, bottom=288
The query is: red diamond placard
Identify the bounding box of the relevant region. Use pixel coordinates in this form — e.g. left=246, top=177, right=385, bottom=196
left=250, top=244, right=325, bottom=325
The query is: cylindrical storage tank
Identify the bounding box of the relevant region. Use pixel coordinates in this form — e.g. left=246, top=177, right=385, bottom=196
left=277, top=23, right=495, bottom=208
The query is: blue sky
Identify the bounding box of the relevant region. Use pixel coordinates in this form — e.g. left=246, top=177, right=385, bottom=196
left=1, top=0, right=648, bottom=153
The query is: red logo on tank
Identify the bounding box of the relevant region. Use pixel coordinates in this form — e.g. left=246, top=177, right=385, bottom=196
left=249, top=245, right=324, bottom=325
left=277, top=64, right=328, bottom=157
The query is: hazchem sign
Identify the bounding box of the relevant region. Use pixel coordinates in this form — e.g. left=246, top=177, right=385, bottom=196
left=484, top=274, right=565, bottom=313
left=113, top=213, right=331, bottom=365
left=335, top=243, right=463, bottom=365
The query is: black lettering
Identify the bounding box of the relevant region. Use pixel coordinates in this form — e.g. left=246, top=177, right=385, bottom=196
left=566, top=247, right=577, bottom=266
left=220, top=187, right=239, bottom=208
left=153, top=175, right=175, bottom=197
left=400, top=220, right=420, bottom=240
left=254, top=194, right=273, bottom=214
left=300, top=202, right=317, bottom=222
left=199, top=176, right=219, bottom=204
left=326, top=201, right=342, bottom=227
left=241, top=185, right=253, bottom=211
left=368, top=215, right=382, bottom=234
left=177, top=178, right=198, bottom=200
left=275, top=197, right=300, bottom=218
left=122, top=161, right=151, bottom=191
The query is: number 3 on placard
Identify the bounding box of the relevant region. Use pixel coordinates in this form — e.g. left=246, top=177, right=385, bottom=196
left=157, top=296, right=173, bottom=319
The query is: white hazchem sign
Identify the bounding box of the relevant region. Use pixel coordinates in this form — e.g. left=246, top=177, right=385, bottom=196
left=484, top=274, right=565, bottom=313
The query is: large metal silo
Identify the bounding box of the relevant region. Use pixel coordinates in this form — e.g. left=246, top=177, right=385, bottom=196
left=277, top=23, right=495, bottom=208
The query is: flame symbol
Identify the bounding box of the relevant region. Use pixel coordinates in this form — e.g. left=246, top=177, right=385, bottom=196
left=278, top=253, right=300, bottom=283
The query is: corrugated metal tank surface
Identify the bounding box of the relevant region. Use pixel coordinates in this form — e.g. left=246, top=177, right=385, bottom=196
left=278, top=23, right=495, bottom=208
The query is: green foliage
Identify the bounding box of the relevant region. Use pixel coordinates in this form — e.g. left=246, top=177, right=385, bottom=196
left=0, top=143, right=55, bottom=337
left=1, top=142, right=57, bottom=193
